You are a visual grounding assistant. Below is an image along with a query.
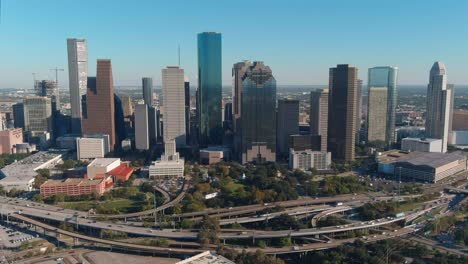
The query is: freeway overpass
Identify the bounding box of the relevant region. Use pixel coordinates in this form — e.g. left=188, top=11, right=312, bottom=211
left=311, top=206, right=353, bottom=227
left=8, top=213, right=203, bottom=256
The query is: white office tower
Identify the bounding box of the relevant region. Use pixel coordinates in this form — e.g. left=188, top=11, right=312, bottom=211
left=135, top=104, right=149, bottom=150
left=162, top=66, right=186, bottom=147
left=149, top=140, right=184, bottom=180
left=76, top=137, right=105, bottom=160
left=67, top=38, right=88, bottom=134
left=425, top=62, right=453, bottom=153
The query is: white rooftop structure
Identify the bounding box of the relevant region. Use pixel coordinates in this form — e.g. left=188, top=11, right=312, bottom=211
left=87, top=158, right=121, bottom=179
left=0, top=150, right=66, bottom=191
left=177, top=251, right=235, bottom=264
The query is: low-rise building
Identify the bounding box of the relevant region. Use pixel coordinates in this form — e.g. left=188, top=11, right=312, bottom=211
left=401, top=137, right=442, bottom=153
left=199, top=146, right=230, bottom=165
left=149, top=140, right=184, bottom=180
left=86, top=158, right=121, bottom=179
left=376, top=150, right=467, bottom=183
left=289, top=149, right=331, bottom=171
left=40, top=178, right=108, bottom=197
left=0, top=128, right=23, bottom=154
left=56, top=136, right=79, bottom=150
left=0, top=150, right=66, bottom=191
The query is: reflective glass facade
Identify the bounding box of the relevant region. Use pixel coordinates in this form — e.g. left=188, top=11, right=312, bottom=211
left=197, top=32, right=222, bottom=145
left=367, top=66, right=398, bottom=146
left=241, top=62, right=276, bottom=163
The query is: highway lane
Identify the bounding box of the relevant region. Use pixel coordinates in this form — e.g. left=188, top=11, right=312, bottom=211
left=241, top=226, right=418, bottom=255
left=9, top=213, right=204, bottom=255
left=311, top=206, right=353, bottom=227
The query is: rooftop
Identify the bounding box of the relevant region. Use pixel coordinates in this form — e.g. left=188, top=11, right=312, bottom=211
left=176, top=251, right=235, bottom=264
left=0, top=150, right=67, bottom=183
left=377, top=150, right=466, bottom=168
left=41, top=178, right=104, bottom=187
left=88, top=158, right=120, bottom=167
left=402, top=137, right=442, bottom=143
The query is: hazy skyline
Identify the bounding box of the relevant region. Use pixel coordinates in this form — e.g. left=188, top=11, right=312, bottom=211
left=1, top=0, right=468, bottom=88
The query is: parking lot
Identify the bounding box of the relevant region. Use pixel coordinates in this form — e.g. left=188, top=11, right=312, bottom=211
left=0, top=223, right=39, bottom=248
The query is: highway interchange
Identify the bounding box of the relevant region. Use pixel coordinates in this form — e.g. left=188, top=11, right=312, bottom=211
left=0, top=172, right=466, bottom=258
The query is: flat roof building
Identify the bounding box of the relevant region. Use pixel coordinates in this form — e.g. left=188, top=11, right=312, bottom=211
left=289, top=149, right=331, bottom=171
left=76, top=137, right=105, bottom=160
left=376, top=150, right=467, bottom=183
left=86, top=158, right=121, bottom=179
left=401, top=137, right=442, bottom=153
left=0, top=150, right=66, bottom=191
left=40, top=178, right=107, bottom=197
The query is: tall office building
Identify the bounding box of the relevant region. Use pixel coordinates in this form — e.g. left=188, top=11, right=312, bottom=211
left=310, top=89, right=329, bottom=152
left=23, top=97, right=52, bottom=133
left=148, top=107, right=159, bottom=144
left=114, top=94, right=126, bottom=147
left=425, top=62, right=453, bottom=153
left=135, top=104, right=149, bottom=150
left=197, top=32, right=222, bottom=145
left=162, top=66, right=186, bottom=147
left=241, top=62, right=276, bottom=163
left=121, top=95, right=133, bottom=128
left=366, top=66, right=398, bottom=145
left=12, top=103, right=25, bottom=129
left=36, top=80, right=60, bottom=111
left=142, top=77, right=154, bottom=106
left=184, top=80, right=191, bottom=144
left=328, top=64, right=358, bottom=162
left=356, top=79, right=363, bottom=143
left=277, top=99, right=299, bottom=156
left=67, top=38, right=88, bottom=134
left=82, top=60, right=116, bottom=151
left=232, top=61, right=252, bottom=155
left=367, top=87, right=388, bottom=142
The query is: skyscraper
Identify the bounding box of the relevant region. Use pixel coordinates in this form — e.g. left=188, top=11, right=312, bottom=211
left=310, top=89, right=329, bottom=152
left=82, top=60, right=116, bottom=150
left=367, top=87, right=388, bottom=142
left=277, top=99, right=299, bottom=157
left=67, top=38, right=88, bottom=134
left=135, top=104, right=149, bottom=150
left=36, top=80, right=60, bottom=111
left=232, top=61, right=252, bottom=155
left=184, top=80, right=190, bottom=145
left=197, top=32, right=222, bottom=145
left=241, top=62, right=276, bottom=164
left=425, top=62, right=453, bottom=153
left=328, top=64, right=358, bottom=162
left=142, top=77, right=154, bottom=106
left=366, top=66, right=398, bottom=145
left=23, top=97, right=52, bottom=133
left=114, top=94, right=126, bottom=147
left=356, top=79, right=363, bottom=144
left=12, top=103, right=24, bottom=129
left=162, top=66, right=186, bottom=147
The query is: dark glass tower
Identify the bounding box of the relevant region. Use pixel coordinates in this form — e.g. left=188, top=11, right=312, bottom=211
left=197, top=32, right=222, bottom=145
left=241, top=61, right=276, bottom=164
left=114, top=94, right=126, bottom=148
left=142, top=77, right=153, bottom=106
left=328, top=64, right=358, bottom=162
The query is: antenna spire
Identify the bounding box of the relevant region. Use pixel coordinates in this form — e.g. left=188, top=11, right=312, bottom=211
left=178, top=44, right=180, bottom=66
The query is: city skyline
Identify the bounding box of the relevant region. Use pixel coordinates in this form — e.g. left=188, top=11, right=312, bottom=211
left=2, top=0, right=468, bottom=88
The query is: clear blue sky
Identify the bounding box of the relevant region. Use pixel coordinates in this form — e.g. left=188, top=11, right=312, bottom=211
left=1, top=0, right=468, bottom=88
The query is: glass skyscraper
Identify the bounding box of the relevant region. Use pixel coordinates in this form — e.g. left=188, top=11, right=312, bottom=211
left=367, top=66, right=398, bottom=146
left=197, top=32, right=222, bottom=145
left=241, top=62, right=276, bottom=164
